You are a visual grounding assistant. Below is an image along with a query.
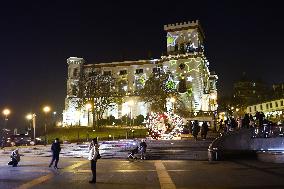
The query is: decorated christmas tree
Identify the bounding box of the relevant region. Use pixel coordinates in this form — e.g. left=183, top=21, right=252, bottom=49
left=146, top=112, right=184, bottom=140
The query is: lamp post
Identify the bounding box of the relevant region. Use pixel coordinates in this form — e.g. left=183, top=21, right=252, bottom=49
left=210, top=94, right=217, bottom=132
left=3, top=108, right=10, bottom=127
left=170, top=97, right=176, bottom=113
left=75, top=110, right=81, bottom=126
left=128, top=100, right=134, bottom=127
left=86, top=103, right=92, bottom=127
left=26, top=113, right=36, bottom=144
left=2, top=108, right=10, bottom=148
left=43, top=106, right=51, bottom=146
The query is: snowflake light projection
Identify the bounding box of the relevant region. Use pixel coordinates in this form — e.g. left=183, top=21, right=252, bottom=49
left=146, top=112, right=184, bottom=140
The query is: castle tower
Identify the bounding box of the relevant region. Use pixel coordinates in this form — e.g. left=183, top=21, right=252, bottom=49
left=66, top=57, right=84, bottom=97
left=63, top=57, right=85, bottom=126
left=163, top=21, right=217, bottom=113
left=164, top=20, right=204, bottom=55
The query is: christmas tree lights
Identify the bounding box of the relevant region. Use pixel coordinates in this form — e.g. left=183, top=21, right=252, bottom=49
left=146, top=112, right=184, bottom=140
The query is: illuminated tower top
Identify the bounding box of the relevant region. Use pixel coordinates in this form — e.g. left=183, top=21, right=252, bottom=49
left=164, top=20, right=205, bottom=55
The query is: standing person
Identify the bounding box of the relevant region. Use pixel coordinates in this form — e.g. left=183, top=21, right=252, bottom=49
left=218, top=119, right=224, bottom=133
left=140, top=139, right=147, bottom=160
left=201, top=121, right=209, bottom=140
left=49, top=138, right=61, bottom=169
left=192, top=120, right=200, bottom=141
left=88, top=137, right=100, bottom=184
left=187, top=120, right=193, bottom=134
left=8, top=149, right=20, bottom=167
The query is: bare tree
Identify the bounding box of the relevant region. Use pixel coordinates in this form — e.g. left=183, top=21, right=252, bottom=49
left=79, top=69, right=116, bottom=128
left=139, top=68, right=179, bottom=113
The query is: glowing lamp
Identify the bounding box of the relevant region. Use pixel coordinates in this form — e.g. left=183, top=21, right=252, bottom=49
left=3, top=109, right=10, bottom=116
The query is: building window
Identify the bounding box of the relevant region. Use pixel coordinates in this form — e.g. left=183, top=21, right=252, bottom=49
left=103, top=71, right=112, bottom=76
left=275, top=101, right=279, bottom=107
left=281, top=100, right=284, bottom=106
left=119, top=70, right=127, bottom=75
left=260, top=104, right=263, bottom=110
left=254, top=106, right=256, bottom=111
left=73, top=68, right=78, bottom=77
left=266, top=104, right=269, bottom=109
left=135, top=69, right=143, bottom=74
left=270, top=103, right=272, bottom=108
left=249, top=107, right=252, bottom=112
left=153, top=67, right=161, bottom=73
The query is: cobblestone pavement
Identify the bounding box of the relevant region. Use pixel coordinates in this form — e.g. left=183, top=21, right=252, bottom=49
left=1, top=156, right=284, bottom=189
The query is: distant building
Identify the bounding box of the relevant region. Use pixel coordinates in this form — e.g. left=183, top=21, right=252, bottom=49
left=246, top=98, right=284, bottom=122
left=232, top=74, right=268, bottom=107
left=272, top=83, right=284, bottom=99
left=63, top=21, right=218, bottom=127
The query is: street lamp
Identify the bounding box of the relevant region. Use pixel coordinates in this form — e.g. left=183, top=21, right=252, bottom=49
left=2, top=108, right=10, bottom=148
left=43, top=106, right=51, bottom=146
left=75, top=110, right=81, bottom=126
left=128, top=100, right=134, bottom=126
left=26, top=113, right=36, bottom=144
left=86, top=103, right=92, bottom=127
left=170, top=97, right=176, bottom=113
left=209, top=94, right=217, bottom=111
left=3, top=108, right=10, bottom=127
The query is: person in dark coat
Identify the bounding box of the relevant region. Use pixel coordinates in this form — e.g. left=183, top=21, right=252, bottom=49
left=192, top=120, right=200, bottom=141
left=201, top=121, right=209, bottom=140
left=187, top=120, right=193, bottom=134
left=140, top=139, right=147, bottom=160
left=8, top=149, right=20, bottom=167
left=49, top=138, right=61, bottom=169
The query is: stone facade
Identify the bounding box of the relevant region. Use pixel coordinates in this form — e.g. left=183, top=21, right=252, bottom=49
left=63, top=21, right=218, bottom=127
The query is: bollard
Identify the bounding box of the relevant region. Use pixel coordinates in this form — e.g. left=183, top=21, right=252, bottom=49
left=208, top=148, right=219, bottom=162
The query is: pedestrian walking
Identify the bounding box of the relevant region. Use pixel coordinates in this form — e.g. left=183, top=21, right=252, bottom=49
left=49, top=138, right=61, bottom=169
left=88, top=137, right=100, bottom=184
left=201, top=121, right=209, bottom=140
left=140, top=139, right=147, bottom=159
left=8, top=149, right=20, bottom=167
left=192, top=120, right=200, bottom=141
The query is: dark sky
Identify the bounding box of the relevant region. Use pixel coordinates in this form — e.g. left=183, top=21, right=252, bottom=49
left=0, top=0, right=283, bottom=128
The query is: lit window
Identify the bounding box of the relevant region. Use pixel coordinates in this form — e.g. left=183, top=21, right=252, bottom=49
left=103, top=71, right=112, bottom=76
left=152, top=67, right=161, bottom=73
left=119, top=70, right=127, bottom=75
left=135, top=69, right=143, bottom=74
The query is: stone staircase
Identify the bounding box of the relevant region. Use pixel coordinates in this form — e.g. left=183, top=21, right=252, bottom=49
left=146, top=139, right=214, bottom=160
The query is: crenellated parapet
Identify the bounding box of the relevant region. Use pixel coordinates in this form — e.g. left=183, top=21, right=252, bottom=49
left=67, top=57, right=85, bottom=65
left=164, top=20, right=200, bottom=31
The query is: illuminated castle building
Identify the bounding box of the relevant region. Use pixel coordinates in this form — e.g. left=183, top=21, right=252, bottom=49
left=63, top=20, right=218, bottom=126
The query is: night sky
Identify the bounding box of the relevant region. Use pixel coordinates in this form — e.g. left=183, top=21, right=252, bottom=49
left=0, top=0, right=283, bottom=128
